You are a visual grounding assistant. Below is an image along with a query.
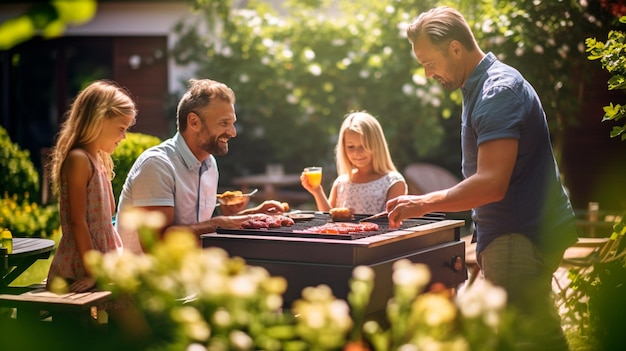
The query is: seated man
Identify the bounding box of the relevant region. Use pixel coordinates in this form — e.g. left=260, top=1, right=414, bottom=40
left=116, top=78, right=283, bottom=254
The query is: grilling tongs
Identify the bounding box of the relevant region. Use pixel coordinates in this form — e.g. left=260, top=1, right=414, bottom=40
left=358, top=211, right=388, bottom=222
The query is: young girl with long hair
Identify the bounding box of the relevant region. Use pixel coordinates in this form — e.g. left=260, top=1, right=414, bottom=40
left=301, top=111, right=407, bottom=214
left=47, top=80, right=136, bottom=292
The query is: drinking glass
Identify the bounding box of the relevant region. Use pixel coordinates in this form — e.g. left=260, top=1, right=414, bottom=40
left=303, top=167, right=322, bottom=187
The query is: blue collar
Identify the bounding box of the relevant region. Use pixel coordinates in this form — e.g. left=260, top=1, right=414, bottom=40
left=462, top=52, right=497, bottom=95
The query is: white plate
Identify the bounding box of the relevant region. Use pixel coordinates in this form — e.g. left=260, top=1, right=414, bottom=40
left=217, top=189, right=258, bottom=205
left=287, top=213, right=315, bottom=220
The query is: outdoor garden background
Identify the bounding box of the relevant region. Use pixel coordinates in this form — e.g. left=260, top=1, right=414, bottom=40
left=1, top=0, right=626, bottom=350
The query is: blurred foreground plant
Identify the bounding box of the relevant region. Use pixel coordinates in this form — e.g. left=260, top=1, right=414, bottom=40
left=87, top=208, right=513, bottom=350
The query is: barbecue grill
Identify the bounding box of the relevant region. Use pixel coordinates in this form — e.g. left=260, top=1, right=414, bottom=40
left=201, top=212, right=467, bottom=314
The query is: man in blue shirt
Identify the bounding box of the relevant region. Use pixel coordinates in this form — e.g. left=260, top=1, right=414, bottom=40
left=387, top=6, right=577, bottom=350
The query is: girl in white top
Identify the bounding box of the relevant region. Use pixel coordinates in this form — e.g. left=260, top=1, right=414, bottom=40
left=301, top=111, right=407, bottom=214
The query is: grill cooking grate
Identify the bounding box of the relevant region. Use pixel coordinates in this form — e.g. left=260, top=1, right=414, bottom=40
left=215, top=212, right=445, bottom=240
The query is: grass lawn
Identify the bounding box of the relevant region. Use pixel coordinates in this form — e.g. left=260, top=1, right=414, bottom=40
left=10, top=257, right=53, bottom=287
left=9, top=231, right=60, bottom=287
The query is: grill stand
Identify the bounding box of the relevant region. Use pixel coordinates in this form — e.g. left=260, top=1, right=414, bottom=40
left=201, top=218, right=467, bottom=315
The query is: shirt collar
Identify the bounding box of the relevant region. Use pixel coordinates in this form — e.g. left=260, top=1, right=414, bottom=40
left=462, top=52, right=497, bottom=95
left=174, top=132, right=209, bottom=171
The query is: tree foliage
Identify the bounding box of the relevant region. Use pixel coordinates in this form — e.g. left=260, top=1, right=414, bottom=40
left=0, top=0, right=96, bottom=50
left=172, top=0, right=460, bottom=180
left=586, top=16, right=626, bottom=140
left=171, top=0, right=618, bottom=183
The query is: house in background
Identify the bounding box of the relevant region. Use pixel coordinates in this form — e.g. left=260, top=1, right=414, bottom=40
left=0, top=1, right=197, bottom=171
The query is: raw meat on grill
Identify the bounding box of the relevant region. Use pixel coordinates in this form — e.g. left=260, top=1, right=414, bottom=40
left=241, top=214, right=295, bottom=229
left=295, top=222, right=379, bottom=234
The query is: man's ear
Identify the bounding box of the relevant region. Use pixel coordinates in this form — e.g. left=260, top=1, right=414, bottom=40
left=450, top=40, right=462, bottom=57
left=188, top=112, right=200, bottom=129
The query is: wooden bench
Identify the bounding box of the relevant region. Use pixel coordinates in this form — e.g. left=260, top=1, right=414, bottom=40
left=0, top=288, right=111, bottom=327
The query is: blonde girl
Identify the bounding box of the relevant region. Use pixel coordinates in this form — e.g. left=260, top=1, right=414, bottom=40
left=301, top=111, right=407, bottom=214
left=47, top=80, right=136, bottom=293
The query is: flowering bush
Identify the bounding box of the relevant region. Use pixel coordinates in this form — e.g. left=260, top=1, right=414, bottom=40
left=83, top=209, right=515, bottom=351
left=0, top=192, right=60, bottom=238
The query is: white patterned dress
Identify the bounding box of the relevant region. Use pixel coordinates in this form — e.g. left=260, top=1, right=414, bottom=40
left=333, top=171, right=406, bottom=214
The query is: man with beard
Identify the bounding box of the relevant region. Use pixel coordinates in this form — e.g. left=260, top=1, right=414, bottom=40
left=386, top=7, right=578, bottom=350
left=116, top=78, right=284, bottom=254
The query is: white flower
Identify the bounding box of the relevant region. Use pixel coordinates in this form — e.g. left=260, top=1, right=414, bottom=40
left=187, top=343, right=207, bottom=351
left=392, top=260, right=430, bottom=289
left=230, top=330, right=253, bottom=350
left=212, top=308, right=232, bottom=327
left=172, top=306, right=211, bottom=341
left=303, top=48, right=315, bottom=60
left=220, top=46, right=232, bottom=58
left=262, top=38, right=274, bottom=48
left=352, top=265, right=374, bottom=281
left=230, top=275, right=257, bottom=298
left=397, top=22, right=409, bottom=38
left=328, top=299, right=351, bottom=325
left=483, top=310, right=501, bottom=328
left=308, top=63, right=322, bottom=76
left=286, top=94, right=298, bottom=104
left=303, top=308, right=325, bottom=329
left=282, top=48, right=293, bottom=59
left=402, top=84, right=414, bottom=96
left=264, top=294, right=283, bottom=310
left=412, top=73, right=427, bottom=86
left=414, top=294, right=457, bottom=326
left=483, top=284, right=507, bottom=311
left=482, top=19, right=494, bottom=34
left=200, top=272, right=228, bottom=298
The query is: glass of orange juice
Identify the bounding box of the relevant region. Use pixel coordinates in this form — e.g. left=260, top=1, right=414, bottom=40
left=304, top=167, right=322, bottom=187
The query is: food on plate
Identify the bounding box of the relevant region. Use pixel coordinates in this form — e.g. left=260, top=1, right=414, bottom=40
left=281, top=202, right=290, bottom=212
left=296, top=221, right=379, bottom=234
left=217, top=190, right=246, bottom=206
left=329, top=207, right=354, bottom=221
left=217, top=190, right=243, bottom=198
left=241, top=214, right=295, bottom=229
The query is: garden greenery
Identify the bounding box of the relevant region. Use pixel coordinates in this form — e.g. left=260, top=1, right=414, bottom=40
left=111, top=132, right=162, bottom=203
left=0, top=125, right=58, bottom=238
left=586, top=16, right=626, bottom=141
left=0, top=0, right=96, bottom=50
left=171, top=0, right=617, bottom=183
left=0, top=125, right=39, bottom=201
left=558, top=12, right=626, bottom=350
